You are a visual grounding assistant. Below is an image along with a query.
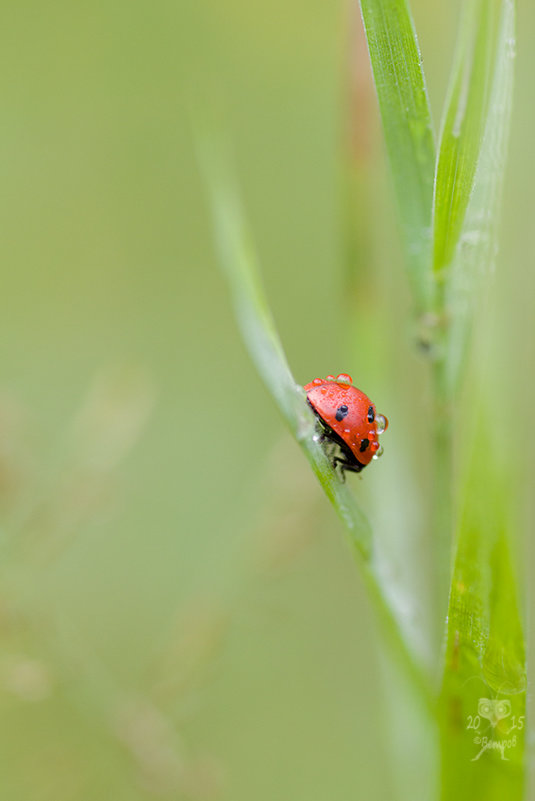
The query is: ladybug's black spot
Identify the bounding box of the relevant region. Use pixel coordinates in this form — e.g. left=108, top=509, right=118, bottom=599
left=367, top=406, right=375, bottom=423
left=335, top=404, right=349, bottom=422
left=359, top=438, right=370, bottom=453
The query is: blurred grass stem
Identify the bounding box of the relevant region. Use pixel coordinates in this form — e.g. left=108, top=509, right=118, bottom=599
left=431, top=356, right=454, bottom=630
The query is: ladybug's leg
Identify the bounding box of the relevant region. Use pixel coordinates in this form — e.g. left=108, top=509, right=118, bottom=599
left=313, top=423, right=337, bottom=457
left=333, top=458, right=347, bottom=482
left=322, top=438, right=337, bottom=459
left=333, top=457, right=363, bottom=481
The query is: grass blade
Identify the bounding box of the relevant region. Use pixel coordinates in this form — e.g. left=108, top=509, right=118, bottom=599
left=439, top=423, right=526, bottom=798
left=432, top=0, right=499, bottom=280
left=358, top=0, right=435, bottom=312
left=198, top=137, right=372, bottom=557
left=432, top=0, right=516, bottom=393
left=198, top=138, right=434, bottom=703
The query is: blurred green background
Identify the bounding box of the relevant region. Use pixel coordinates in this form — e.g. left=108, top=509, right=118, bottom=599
left=0, top=1, right=533, bottom=799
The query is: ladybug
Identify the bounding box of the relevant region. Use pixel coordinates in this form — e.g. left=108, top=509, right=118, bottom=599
left=304, top=373, right=388, bottom=476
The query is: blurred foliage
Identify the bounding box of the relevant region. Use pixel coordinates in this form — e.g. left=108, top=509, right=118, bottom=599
left=439, top=415, right=526, bottom=799
left=0, top=0, right=533, bottom=800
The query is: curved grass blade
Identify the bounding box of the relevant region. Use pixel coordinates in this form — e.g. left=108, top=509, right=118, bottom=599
left=197, top=137, right=434, bottom=702
left=439, top=422, right=526, bottom=798
left=358, top=0, right=435, bottom=313
left=198, top=136, right=372, bottom=558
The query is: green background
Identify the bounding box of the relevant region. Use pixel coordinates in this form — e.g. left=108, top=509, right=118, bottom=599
left=0, top=1, right=532, bottom=799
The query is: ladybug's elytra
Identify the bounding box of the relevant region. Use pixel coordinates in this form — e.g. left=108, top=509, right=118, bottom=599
left=304, top=373, right=388, bottom=476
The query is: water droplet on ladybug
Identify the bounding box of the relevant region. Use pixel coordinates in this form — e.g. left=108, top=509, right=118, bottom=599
left=372, top=444, right=384, bottom=460
left=375, top=414, right=388, bottom=434
left=336, top=373, right=352, bottom=384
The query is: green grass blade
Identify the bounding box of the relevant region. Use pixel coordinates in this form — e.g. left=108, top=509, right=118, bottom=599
left=433, top=0, right=516, bottom=392
left=198, top=140, right=435, bottom=703
left=439, top=425, right=526, bottom=798
left=432, top=0, right=499, bottom=280
left=358, top=0, right=435, bottom=312
left=198, top=138, right=372, bottom=557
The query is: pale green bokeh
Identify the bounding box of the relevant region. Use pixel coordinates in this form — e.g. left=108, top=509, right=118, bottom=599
left=0, top=1, right=533, bottom=800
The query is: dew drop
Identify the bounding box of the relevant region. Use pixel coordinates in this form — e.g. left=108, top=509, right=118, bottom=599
left=336, top=373, right=352, bottom=384
left=372, top=444, right=384, bottom=460
left=375, top=414, right=388, bottom=434
left=312, top=378, right=323, bottom=385
left=326, top=374, right=335, bottom=381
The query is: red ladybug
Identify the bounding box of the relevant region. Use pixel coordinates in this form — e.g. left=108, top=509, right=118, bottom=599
left=304, top=373, right=388, bottom=476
